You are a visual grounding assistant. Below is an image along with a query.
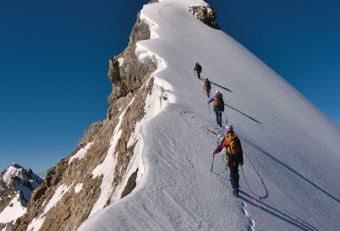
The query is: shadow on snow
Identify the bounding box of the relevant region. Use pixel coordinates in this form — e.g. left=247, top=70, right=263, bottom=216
left=241, top=138, right=340, bottom=205
left=225, top=104, right=261, bottom=124
left=239, top=191, right=319, bottom=231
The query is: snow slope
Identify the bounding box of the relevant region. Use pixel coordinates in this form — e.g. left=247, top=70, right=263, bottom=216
left=79, top=0, right=340, bottom=230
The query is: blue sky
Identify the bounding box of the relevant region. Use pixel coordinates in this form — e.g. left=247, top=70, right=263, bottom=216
left=1, top=0, right=339, bottom=175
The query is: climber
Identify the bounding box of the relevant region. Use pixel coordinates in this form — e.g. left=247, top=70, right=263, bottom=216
left=202, top=78, right=211, bottom=98
left=208, top=90, right=224, bottom=127
left=194, top=62, right=202, bottom=79
left=212, top=125, right=243, bottom=197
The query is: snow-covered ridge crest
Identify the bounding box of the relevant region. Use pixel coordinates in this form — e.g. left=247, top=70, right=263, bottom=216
left=135, top=43, right=174, bottom=105
left=80, top=0, right=340, bottom=230
left=139, top=13, right=159, bottom=39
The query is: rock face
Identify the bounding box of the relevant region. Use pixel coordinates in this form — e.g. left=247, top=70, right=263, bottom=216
left=189, top=4, right=219, bottom=29
left=1, top=1, right=219, bottom=230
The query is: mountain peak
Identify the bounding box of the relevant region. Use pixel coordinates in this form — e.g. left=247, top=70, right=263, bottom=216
left=0, top=162, right=43, bottom=227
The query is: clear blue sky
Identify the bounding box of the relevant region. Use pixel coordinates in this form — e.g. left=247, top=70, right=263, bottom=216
left=1, top=0, right=339, bottom=175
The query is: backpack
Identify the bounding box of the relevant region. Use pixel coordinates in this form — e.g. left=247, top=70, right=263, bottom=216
left=206, top=80, right=211, bottom=90
left=202, top=80, right=211, bottom=90
left=214, top=93, right=224, bottom=111
left=195, top=63, right=202, bottom=72
left=225, top=132, right=242, bottom=155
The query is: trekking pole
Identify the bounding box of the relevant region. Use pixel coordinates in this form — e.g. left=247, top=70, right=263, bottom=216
left=211, top=153, right=215, bottom=172
left=208, top=103, right=210, bottom=114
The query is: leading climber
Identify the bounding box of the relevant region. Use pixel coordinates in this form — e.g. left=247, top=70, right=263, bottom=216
left=194, top=62, right=202, bottom=79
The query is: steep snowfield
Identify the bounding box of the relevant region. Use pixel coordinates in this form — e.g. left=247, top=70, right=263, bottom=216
left=79, top=0, right=340, bottom=230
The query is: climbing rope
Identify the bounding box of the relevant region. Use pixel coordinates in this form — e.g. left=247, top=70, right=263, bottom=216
left=242, top=152, right=267, bottom=198
left=241, top=152, right=274, bottom=231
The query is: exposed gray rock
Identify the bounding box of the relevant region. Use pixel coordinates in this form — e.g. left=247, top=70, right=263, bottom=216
left=189, top=4, right=219, bottom=29
left=121, top=168, right=138, bottom=199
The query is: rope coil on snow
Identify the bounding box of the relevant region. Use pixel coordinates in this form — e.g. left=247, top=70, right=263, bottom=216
left=242, top=152, right=267, bottom=198
left=242, top=152, right=274, bottom=231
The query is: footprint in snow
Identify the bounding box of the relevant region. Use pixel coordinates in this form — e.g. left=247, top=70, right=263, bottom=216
left=247, top=218, right=255, bottom=231
left=240, top=206, right=248, bottom=216
left=241, top=202, right=255, bottom=231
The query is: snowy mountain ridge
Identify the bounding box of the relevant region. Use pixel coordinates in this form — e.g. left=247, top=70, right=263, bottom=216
left=2, top=0, right=340, bottom=230
left=79, top=0, right=340, bottom=230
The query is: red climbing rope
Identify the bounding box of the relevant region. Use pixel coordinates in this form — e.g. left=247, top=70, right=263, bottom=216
left=241, top=152, right=274, bottom=231
left=242, top=152, right=267, bottom=198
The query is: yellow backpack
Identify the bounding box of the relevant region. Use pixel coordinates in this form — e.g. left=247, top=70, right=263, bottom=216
left=225, top=132, right=242, bottom=155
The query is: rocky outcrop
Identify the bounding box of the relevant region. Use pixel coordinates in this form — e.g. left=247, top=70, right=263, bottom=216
left=0, top=176, right=15, bottom=213
left=189, top=4, right=219, bottom=29
left=107, top=10, right=152, bottom=113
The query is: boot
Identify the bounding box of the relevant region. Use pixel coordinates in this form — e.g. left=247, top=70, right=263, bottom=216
left=233, top=188, right=239, bottom=197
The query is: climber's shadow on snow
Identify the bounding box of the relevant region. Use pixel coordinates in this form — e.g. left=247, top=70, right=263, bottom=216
left=241, top=138, right=340, bottom=205
left=201, top=79, right=261, bottom=124
left=208, top=80, right=232, bottom=93
left=239, top=192, right=318, bottom=231
left=225, top=104, right=261, bottom=124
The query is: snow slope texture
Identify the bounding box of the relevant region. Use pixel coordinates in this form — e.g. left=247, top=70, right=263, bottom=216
left=79, top=0, right=340, bottom=230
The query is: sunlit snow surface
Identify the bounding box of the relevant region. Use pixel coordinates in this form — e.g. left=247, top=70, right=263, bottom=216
left=79, top=0, right=340, bottom=230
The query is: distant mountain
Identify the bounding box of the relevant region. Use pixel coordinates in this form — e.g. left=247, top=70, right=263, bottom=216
left=0, top=162, right=43, bottom=229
